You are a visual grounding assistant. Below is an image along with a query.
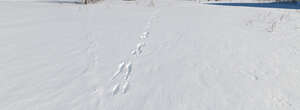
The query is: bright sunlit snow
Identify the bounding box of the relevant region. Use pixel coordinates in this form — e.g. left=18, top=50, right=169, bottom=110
left=1, top=0, right=300, bottom=110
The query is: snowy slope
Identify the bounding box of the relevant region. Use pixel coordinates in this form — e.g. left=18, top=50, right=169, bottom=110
left=1, top=1, right=300, bottom=110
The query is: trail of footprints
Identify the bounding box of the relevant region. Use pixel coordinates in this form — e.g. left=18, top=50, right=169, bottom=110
left=111, top=30, right=152, bottom=95
left=110, top=10, right=158, bottom=95
left=111, top=35, right=148, bottom=95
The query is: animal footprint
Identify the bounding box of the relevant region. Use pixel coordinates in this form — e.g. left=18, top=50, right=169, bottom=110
left=131, top=50, right=137, bottom=55
left=112, top=83, right=120, bottom=95
left=124, top=62, right=132, bottom=80
left=140, top=32, right=150, bottom=39
left=122, top=81, right=129, bottom=94
left=131, top=43, right=146, bottom=56
left=112, top=62, right=126, bottom=80
left=137, top=43, right=145, bottom=50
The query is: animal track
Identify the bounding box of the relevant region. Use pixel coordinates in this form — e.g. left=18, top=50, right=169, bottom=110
left=137, top=43, right=146, bottom=51
left=110, top=62, right=133, bottom=95
left=124, top=62, right=132, bottom=80
left=122, top=81, right=129, bottom=94
left=109, top=9, right=159, bottom=96
left=112, top=61, right=132, bottom=80
left=131, top=42, right=146, bottom=56
left=112, top=83, right=120, bottom=95
left=112, top=62, right=126, bottom=80
left=111, top=81, right=130, bottom=95
left=140, top=32, right=150, bottom=39
left=131, top=49, right=137, bottom=55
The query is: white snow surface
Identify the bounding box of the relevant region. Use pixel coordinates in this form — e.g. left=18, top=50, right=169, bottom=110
left=1, top=1, right=300, bottom=110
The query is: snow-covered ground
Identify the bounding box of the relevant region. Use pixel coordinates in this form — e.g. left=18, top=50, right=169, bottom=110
left=1, top=0, right=300, bottom=110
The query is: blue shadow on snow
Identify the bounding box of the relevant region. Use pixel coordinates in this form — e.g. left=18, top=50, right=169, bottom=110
left=207, top=2, right=300, bottom=10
